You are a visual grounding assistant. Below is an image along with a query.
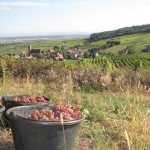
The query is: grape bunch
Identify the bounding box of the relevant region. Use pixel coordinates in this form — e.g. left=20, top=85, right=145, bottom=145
left=13, top=96, right=47, bottom=103
left=29, top=105, right=83, bottom=121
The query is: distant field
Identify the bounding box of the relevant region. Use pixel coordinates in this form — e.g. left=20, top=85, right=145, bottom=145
left=0, top=33, right=150, bottom=54
left=0, top=38, right=87, bottom=54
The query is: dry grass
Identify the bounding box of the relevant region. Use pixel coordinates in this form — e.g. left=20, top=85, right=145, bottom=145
left=0, top=129, right=14, bottom=150
left=0, top=76, right=150, bottom=150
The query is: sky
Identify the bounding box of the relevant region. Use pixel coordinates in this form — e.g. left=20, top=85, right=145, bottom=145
left=0, top=0, right=150, bottom=37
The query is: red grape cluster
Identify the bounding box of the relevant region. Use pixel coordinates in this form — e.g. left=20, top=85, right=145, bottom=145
left=13, top=96, right=47, bottom=103
left=29, top=105, right=83, bottom=121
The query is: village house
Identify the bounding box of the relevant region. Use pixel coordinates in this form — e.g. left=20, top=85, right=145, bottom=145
left=57, top=53, right=64, bottom=60
left=27, top=46, right=64, bottom=60
left=48, top=48, right=55, bottom=54
left=46, top=48, right=64, bottom=61
left=49, top=52, right=64, bottom=61
left=67, top=48, right=84, bottom=59
left=28, top=45, right=44, bottom=58
left=29, top=49, right=44, bottom=58
left=46, top=48, right=56, bottom=58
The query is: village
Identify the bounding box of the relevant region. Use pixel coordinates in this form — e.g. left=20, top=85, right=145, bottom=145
left=2, top=45, right=99, bottom=61
left=26, top=45, right=84, bottom=60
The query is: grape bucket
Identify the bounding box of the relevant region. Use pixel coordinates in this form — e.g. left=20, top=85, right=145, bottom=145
left=6, top=105, right=84, bottom=150
left=1, top=94, right=51, bottom=127
left=2, top=94, right=51, bottom=110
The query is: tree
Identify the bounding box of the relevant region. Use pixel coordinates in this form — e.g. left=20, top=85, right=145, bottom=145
left=146, top=45, right=150, bottom=53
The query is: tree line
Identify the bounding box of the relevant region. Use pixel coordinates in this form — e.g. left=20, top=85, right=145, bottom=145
left=89, top=24, right=150, bottom=42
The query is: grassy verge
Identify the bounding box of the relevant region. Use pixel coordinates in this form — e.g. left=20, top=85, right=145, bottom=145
left=0, top=78, right=149, bottom=150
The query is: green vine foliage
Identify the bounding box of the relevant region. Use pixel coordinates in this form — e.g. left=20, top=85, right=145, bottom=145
left=0, top=58, right=7, bottom=82
left=134, top=60, right=142, bottom=72
left=0, top=54, right=149, bottom=80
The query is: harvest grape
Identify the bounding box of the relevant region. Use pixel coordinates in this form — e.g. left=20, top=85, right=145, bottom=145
left=29, top=105, right=83, bottom=121
left=13, top=96, right=47, bottom=103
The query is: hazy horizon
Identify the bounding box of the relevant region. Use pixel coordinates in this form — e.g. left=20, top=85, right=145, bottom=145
left=1, top=23, right=149, bottom=38
left=0, top=0, right=150, bottom=37
left=0, top=31, right=91, bottom=38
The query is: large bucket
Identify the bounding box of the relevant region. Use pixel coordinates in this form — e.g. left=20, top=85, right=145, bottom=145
left=2, top=94, right=51, bottom=127
left=2, top=94, right=51, bottom=110
left=6, top=105, right=84, bottom=150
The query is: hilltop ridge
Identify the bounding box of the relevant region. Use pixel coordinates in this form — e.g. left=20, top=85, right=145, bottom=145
left=90, top=24, right=150, bottom=42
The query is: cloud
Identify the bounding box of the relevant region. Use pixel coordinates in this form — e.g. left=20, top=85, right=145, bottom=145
left=0, top=6, right=10, bottom=11
left=73, top=1, right=91, bottom=6
left=0, top=2, right=51, bottom=7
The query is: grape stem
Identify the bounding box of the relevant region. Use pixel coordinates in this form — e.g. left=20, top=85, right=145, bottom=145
left=60, top=113, right=66, bottom=150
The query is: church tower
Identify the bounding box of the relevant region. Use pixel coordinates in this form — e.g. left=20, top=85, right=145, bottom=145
left=28, top=45, right=32, bottom=56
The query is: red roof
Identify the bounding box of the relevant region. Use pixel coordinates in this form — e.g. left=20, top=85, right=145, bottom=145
left=58, top=54, right=63, bottom=59
left=54, top=57, right=59, bottom=60
left=67, top=50, right=74, bottom=54
left=49, top=49, right=55, bottom=53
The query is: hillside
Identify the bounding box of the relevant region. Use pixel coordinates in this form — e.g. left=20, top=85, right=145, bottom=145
left=90, top=33, right=150, bottom=54
left=89, top=24, right=150, bottom=42
left=0, top=33, right=150, bottom=54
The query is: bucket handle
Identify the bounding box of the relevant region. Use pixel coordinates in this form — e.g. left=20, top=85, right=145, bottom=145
left=9, top=112, right=25, bottom=120
left=9, top=112, right=18, bottom=118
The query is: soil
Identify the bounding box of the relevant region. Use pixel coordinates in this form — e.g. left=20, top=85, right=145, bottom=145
left=0, top=128, right=14, bottom=150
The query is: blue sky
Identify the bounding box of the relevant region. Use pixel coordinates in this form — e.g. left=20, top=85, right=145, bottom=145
left=0, top=0, right=150, bottom=37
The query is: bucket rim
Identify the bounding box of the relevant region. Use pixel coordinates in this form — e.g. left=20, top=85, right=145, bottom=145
left=6, top=105, right=85, bottom=125
left=0, top=105, right=5, bottom=112
left=2, top=94, right=51, bottom=105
